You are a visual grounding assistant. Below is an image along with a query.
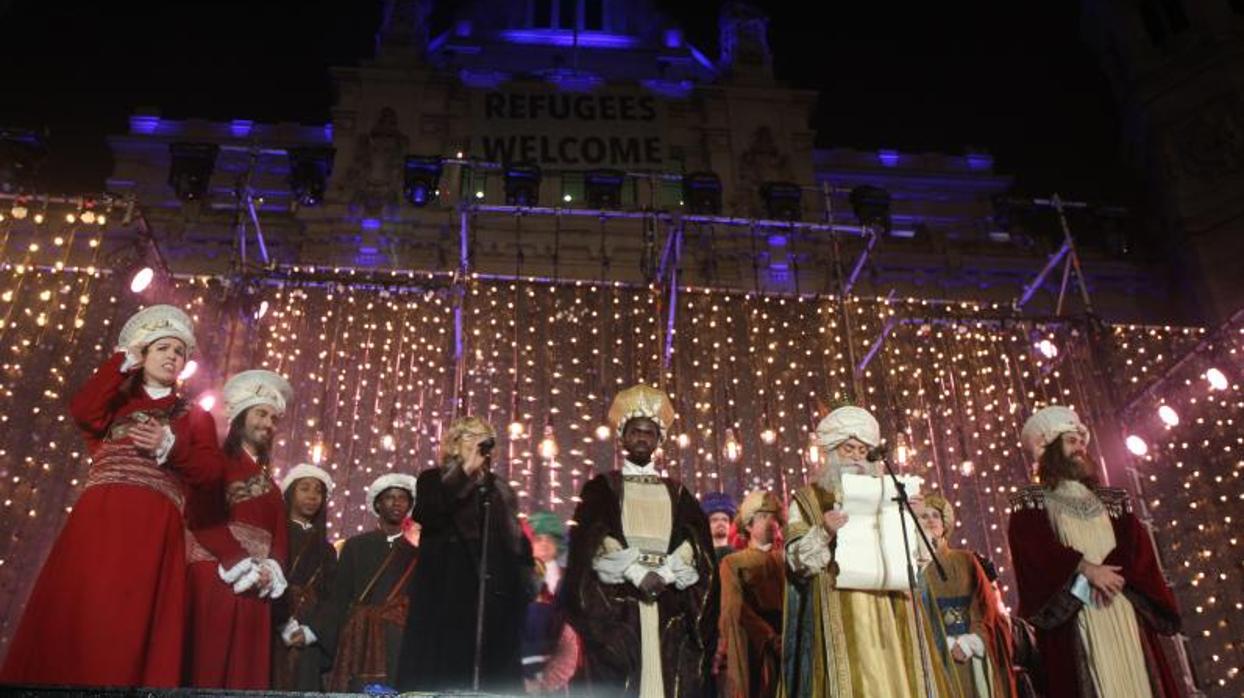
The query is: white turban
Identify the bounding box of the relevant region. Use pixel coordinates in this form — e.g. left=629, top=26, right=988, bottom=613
left=117, top=304, right=197, bottom=356
left=223, top=370, right=293, bottom=424
left=366, top=473, right=417, bottom=517
left=1021, top=405, right=1090, bottom=461
left=815, top=406, right=880, bottom=449
left=279, top=463, right=334, bottom=496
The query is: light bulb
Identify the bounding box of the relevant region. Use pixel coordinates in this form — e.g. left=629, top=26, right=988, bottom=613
left=1125, top=435, right=1148, bottom=456
left=760, top=428, right=776, bottom=445
left=1206, top=368, right=1228, bottom=391
left=179, top=360, right=198, bottom=381
left=382, top=433, right=396, bottom=452
left=129, top=267, right=154, bottom=293
left=595, top=424, right=611, bottom=441
left=1158, top=405, right=1179, bottom=427
left=508, top=421, right=524, bottom=439
left=255, top=300, right=270, bottom=320
left=197, top=393, right=216, bottom=412
left=960, top=460, right=975, bottom=476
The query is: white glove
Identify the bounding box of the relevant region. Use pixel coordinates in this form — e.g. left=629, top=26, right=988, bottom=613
left=153, top=426, right=175, bottom=465
left=116, top=347, right=143, bottom=372
left=592, top=547, right=640, bottom=585
left=660, top=553, right=701, bottom=590
left=258, top=558, right=288, bottom=599
left=219, top=558, right=256, bottom=584
left=280, top=618, right=300, bottom=646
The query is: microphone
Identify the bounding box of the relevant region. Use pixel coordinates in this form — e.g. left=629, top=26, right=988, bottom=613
left=478, top=437, right=496, bottom=457
left=866, top=444, right=888, bottom=463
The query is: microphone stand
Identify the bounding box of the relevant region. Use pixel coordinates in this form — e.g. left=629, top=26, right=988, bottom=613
left=471, top=453, right=493, bottom=692
left=873, top=449, right=944, bottom=698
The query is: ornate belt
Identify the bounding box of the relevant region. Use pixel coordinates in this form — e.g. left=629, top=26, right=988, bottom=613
left=84, top=442, right=184, bottom=512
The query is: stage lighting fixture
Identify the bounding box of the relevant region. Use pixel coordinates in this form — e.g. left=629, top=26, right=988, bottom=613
left=504, top=162, right=541, bottom=206
left=584, top=169, right=625, bottom=209
left=403, top=155, right=443, bottom=208
left=288, top=147, right=334, bottom=207
left=849, top=184, right=891, bottom=232
left=167, top=143, right=219, bottom=201
left=760, top=181, right=802, bottom=221
left=682, top=171, right=722, bottom=214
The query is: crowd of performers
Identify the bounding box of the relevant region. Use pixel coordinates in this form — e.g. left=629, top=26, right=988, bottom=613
left=0, top=304, right=1187, bottom=697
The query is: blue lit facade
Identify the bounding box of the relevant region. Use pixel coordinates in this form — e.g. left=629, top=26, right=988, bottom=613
left=103, top=0, right=1169, bottom=321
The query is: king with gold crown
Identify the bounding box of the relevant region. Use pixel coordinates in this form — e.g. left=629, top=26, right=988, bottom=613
left=562, top=384, right=717, bottom=698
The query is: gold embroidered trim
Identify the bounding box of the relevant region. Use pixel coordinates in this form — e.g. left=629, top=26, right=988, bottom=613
left=229, top=521, right=273, bottom=559
left=227, top=472, right=273, bottom=506
left=84, top=443, right=184, bottom=512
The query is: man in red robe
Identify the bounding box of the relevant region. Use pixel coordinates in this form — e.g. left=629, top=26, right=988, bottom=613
left=184, top=370, right=294, bottom=689
left=1007, top=405, right=1184, bottom=697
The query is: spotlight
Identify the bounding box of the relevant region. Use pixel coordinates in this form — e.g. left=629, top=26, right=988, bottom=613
left=179, top=360, right=199, bottom=381
left=1125, top=435, right=1148, bottom=456
left=288, top=147, right=334, bottom=207
left=1206, top=368, right=1228, bottom=391
left=760, top=181, right=802, bottom=221
left=595, top=424, right=611, bottom=441
left=9, top=199, right=28, bottom=220
left=167, top=143, right=219, bottom=201
left=584, top=169, right=625, bottom=209
left=80, top=209, right=96, bottom=225
left=1157, top=405, right=1179, bottom=427
left=1037, top=339, right=1058, bottom=359
left=403, top=155, right=443, bottom=208
left=682, top=172, right=722, bottom=214
left=129, top=267, right=155, bottom=294
left=197, top=393, right=217, bottom=412
left=504, top=162, right=541, bottom=206
left=254, top=300, right=270, bottom=320
left=849, top=185, right=891, bottom=232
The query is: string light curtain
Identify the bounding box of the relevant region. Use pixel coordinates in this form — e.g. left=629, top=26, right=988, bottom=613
left=0, top=262, right=1239, bottom=694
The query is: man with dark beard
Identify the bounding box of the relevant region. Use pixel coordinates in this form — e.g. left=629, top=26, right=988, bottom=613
left=184, top=370, right=293, bottom=689
left=272, top=463, right=337, bottom=690
left=324, top=473, right=418, bottom=692
left=701, top=492, right=738, bottom=562
left=397, top=417, right=534, bottom=693
left=563, top=384, right=717, bottom=698
left=1007, top=406, right=1183, bottom=697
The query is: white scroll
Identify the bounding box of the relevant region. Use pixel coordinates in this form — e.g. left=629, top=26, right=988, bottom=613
left=833, top=472, right=924, bottom=591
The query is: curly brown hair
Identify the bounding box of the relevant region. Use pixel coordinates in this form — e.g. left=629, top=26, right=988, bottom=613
left=1036, top=435, right=1098, bottom=490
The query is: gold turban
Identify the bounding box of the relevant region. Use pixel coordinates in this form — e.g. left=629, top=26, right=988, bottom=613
left=736, top=490, right=783, bottom=529
left=608, top=384, right=676, bottom=439
left=922, top=492, right=955, bottom=536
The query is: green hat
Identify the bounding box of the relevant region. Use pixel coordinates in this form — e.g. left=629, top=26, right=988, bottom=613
left=528, top=510, right=565, bottom=547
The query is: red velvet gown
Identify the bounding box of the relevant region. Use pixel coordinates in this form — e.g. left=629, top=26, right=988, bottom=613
left=1, top=352, right=223, bottom=687
left=183, top=448, right=288, bottom=689
left=1007, top=485, right=1184, bottom=698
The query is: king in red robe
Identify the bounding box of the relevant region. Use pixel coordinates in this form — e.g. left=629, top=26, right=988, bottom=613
left=183, top=370, right=293, bottom=689
left=1007, top=406, right=1183, bottom=698
left=2, top=306, right=221, bottom=687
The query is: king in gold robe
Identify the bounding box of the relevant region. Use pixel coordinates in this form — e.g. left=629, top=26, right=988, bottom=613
left=780, top=406, right=928, bottom=698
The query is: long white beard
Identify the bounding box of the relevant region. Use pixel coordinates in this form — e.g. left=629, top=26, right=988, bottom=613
left=815, top=451, right=871, bottom=492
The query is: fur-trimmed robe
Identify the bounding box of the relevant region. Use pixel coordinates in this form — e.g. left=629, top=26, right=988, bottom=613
left=1006, top=484, right=1183, bottom=697
left=563, top=471, right=718, bottom=698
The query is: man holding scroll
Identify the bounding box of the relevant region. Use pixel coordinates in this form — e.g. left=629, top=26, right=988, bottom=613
left=781, top=406, right=928, bottom=698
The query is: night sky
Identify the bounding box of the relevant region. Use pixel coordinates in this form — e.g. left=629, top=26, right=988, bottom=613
left=0, top=0, right=1136, bottom=206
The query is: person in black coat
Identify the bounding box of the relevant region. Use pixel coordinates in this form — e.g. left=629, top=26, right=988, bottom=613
left=396, top=417, right=536, bottom=693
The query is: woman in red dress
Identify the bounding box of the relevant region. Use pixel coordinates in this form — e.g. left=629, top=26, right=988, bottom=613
left=183, top=369, right=292, bottom=689
left=1, top=305, right=222, bottom=688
